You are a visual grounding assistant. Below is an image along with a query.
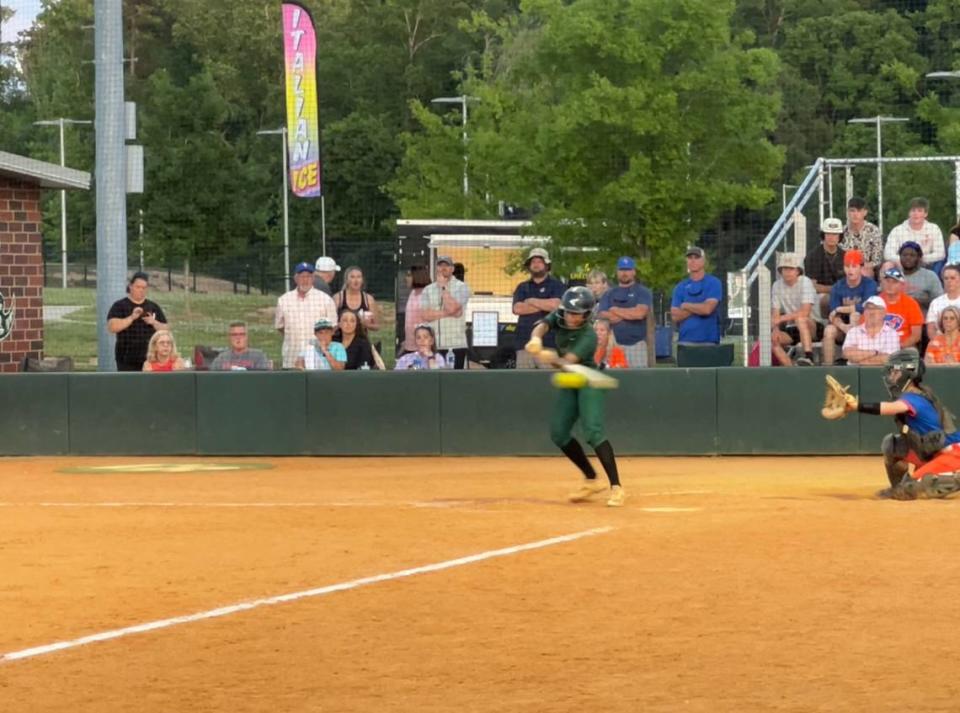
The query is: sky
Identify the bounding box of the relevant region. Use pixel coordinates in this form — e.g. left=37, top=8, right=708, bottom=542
left=2, top=0, right=44, bottom=45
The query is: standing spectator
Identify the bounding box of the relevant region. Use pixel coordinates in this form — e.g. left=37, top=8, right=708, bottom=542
left=927, top=264, right=960, bottom=338
left=335, top=266, right=380, bottom=332
left=597, top=256, right=653, bottom=367
left=771, top=252, right=820, bottom=367
left=585, top=269, right=609, bottom=318
left=925, top=306, right=960, bottom=366
left=822, top=250, right=878, bottom=366
left=295, top=319, right=346, bottom=370
left=670, top=246, right=722, bottom=344
left=394, top=325, right=446, bottom=370
left=210, top=321, right=270, bottom=371
left=805, top=217, right=846, bottom=318
left=842, top=197, right=883, bottom=279
left=842, top=296, right=900, bottom=365
left=275, top=261, right=338, bottom=369
left=313, top=256, right=340, bottom=295
left=107, top=271, right=169, bottom=372
left=897, top=242, right=942, bottom=313
left=884, top=197, right=945, bottom=273
left=453, top=262, right=467, bottom=282
left=420, top=255, right=472, bottom=369
left=512, top=247, right=565, bottom=369
left=879, top=267, right=923, bottom=349
left=334, top=310, right=379, bottom=370
left=401, top=264, right=430, bottom=354
left=142, top=331, right=187, bottom=371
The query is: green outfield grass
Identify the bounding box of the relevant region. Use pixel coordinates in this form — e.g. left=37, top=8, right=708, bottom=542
left=43, top=288, right=397, bottom=371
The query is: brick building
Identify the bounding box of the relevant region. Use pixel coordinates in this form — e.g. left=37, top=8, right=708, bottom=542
left=0, top=152, right=90, bottom=372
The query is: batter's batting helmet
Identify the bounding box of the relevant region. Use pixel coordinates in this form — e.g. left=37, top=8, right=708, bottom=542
left=883, top=347, right=924, bottom=398
left=559, top=286, right=595, bottom=315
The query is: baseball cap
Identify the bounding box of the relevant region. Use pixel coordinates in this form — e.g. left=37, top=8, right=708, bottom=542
left=617, top=256, right=636, bottom=270
left=843, top=249, right=864, bottom=267
left=685, top=246, right=705, bottom=258
left=525, top=247, right=551, bottom=265
left=315, top=256, right=340, bottom=272
left=883, top=267, right=906, bottom=282
left=898, top=240, right=923, bottom=256
left=436, top=255, right=454, bottom=265
left=864, top=295, right=886, bottom=310
left=313, top=318, right=334, bottom=331
left=294, top=261, right=315, bottom=274
left=821, top=217, right=844, bottom=234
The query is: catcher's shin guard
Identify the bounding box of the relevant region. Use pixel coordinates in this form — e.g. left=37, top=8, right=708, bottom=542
left=882, top=434, right=910, bottom=487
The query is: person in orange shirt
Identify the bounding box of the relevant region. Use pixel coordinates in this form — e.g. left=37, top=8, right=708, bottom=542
left=593, top=318, right=628, bottom=369
left=925, top=306, right=960, bottom=366
left=879, top=266, right=923, bottom=348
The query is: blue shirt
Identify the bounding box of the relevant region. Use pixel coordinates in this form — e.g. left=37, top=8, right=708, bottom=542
left=512, top=275, right=566, bottom=346
left=598, top=282, right=653, bottom=345
left=900, top=392, right=960, bottom=446
left=671, top=274, right=722, bottom=344
left=828, top=277, right=878, bottom=322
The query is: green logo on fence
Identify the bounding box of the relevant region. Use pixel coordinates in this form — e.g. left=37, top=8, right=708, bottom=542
left=60, top=463, right=275, bottom=474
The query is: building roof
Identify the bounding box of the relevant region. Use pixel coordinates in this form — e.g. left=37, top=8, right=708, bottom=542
left=0, top=151, right=90, bottom=190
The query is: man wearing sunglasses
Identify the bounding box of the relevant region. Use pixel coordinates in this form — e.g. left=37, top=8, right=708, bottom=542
left=670, top=246, right=722, bottom=344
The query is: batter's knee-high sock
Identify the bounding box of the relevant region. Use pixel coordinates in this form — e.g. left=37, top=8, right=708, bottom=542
left=593, top=440, right=620, bottom=487
left=560, top=439, right=596, bottom=479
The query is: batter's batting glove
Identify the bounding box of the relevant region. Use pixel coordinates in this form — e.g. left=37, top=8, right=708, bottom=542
left=525, top=337, right=543, bottom=354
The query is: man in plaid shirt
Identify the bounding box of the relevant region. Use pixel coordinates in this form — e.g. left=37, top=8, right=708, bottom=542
left=842, top=296, right=901, bottom=365
left=275, top=262, right=338, bottom=369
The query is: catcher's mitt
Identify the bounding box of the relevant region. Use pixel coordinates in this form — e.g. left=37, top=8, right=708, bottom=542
left=821, top=374, right=858, bottom=420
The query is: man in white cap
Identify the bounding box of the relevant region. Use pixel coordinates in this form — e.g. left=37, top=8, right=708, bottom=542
left=513, top=247, right=565, bottom=368
left=314, top=256, right=340, bottom=295
left=771, top=252, right=820, bottom=366
left=842, top=296, right=900, bottom=365
left=806, top=217, right=846, bottom=317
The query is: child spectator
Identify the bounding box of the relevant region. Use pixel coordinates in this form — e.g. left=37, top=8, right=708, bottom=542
left=395, top=325, right=446, bottom=370
left=295, top=319, right=346, bottom=370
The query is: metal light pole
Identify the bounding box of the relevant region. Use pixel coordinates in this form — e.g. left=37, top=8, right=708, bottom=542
left=257, top=127, right=290, bottom=288
left=34, top=118, right=93, bottom=288
left=848, top=116, right=909, bottom=234
left=431, top=95, right=480, bottom=198
left=926, top=71, right=960, bottom=219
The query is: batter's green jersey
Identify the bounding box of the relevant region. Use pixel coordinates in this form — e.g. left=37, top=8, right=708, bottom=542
left=544, top=311, right=598, bottom=368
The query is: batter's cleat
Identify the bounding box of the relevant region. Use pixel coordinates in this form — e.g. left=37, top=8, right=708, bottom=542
left=606, top=485, right=627, bottom=507
left=568, top=478, right=607, bottom=502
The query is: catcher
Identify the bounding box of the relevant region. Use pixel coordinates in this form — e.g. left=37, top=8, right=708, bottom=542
left=525, top=286, right=626, bottom=507
left=822, top=347, right=960, bottom=499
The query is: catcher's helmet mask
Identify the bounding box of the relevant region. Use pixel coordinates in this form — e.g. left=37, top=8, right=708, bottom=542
left=883, top=347, right=924, bottom=398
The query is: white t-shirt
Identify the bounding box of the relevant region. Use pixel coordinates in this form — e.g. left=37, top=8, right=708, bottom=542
left=772, top=276, right=820, bottom=323
left=926, top=293, right=960, bottom=328
left=884, top=220, right=945, bottom=265
left=420, top=277, right=472, bottom=350
left=275, top=288, right=338, bottom=368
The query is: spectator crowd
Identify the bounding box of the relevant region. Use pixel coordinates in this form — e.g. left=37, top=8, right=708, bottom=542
left=104, top=195, right=960, bottom=374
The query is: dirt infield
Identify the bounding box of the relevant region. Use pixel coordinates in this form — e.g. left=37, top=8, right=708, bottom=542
left=2, top=455, right=960, bottom=712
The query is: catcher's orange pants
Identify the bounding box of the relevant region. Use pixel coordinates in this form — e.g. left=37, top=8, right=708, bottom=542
left=907, top=443, right=960, bottom=479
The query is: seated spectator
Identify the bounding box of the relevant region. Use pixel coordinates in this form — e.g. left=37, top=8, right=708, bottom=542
left=946, top=218, right=960, bottom=266
left=597, top=256, right=653, bottom=368
left=670, top=246, right=722, bottom=344
left=884, top=197, right=945, bottom=274
left=805, top=217, right=846, bottom=318
left=771, top=252, right=821, bottom=367
left=334, top=310, right=380, bottom=370
left=927, top=264, right=960, bottom=339
left=879, top=267, right=923, bottom=349
left=401, top=264, right=430, bottom=354
left=897, top=242, right=942, bottom=313
left=295, top=319, right=346, bottom=370
left=822, top=250, right=878, bottom=365
left=334, top=266, right=380, bottom=332
left=841, top=197, right=883, bottom=279
left=142, top=331, right=187, bottom=372
left=842, top=296, right=900, bottom=365
left=925, top=306, right=960, bottom=366
left=594, top=318, right=627, bottom=369
left=394, top=324, right=446, bottom=370
left=210, top=321, right=270, bottom=371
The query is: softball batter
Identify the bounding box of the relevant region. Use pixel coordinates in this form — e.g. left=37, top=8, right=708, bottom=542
left=525, top=286, right=626, bottom=506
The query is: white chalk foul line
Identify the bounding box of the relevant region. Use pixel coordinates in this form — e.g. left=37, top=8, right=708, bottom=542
left=0, top=526, right=613, bottom=664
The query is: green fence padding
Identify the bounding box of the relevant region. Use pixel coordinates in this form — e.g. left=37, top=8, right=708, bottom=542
left=717, top=367, right=861, bottom=454
left=196, top=372, right=306, bottom=454
left=439, top=371, right=557, bottom=455
left=0, top=374, right=69, bottom=455
left=68, top=373, right=197, bottom=455
left=307, top=371, right=441, bottom=455
left=605, top=369, right=718, bottom=454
